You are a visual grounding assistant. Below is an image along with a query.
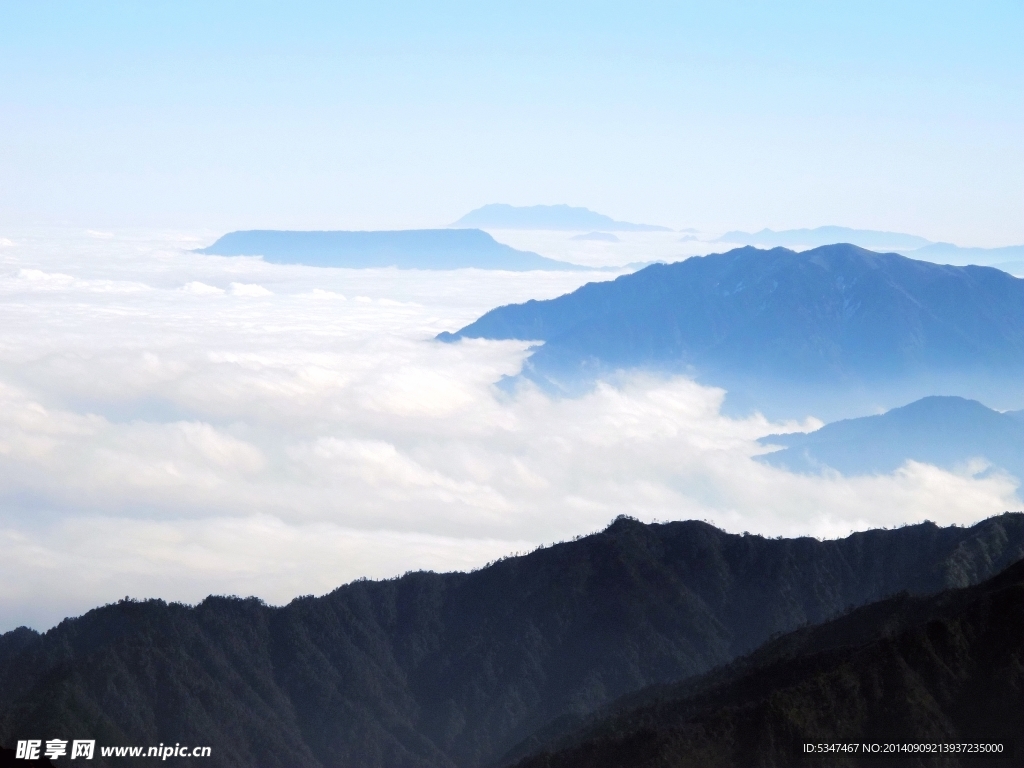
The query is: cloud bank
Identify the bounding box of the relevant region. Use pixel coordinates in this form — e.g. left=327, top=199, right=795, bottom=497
left=0, top=230, right=1018, bottom=631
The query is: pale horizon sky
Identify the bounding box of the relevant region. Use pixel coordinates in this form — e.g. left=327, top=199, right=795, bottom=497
left=2, top=1, right=1022, bottom=246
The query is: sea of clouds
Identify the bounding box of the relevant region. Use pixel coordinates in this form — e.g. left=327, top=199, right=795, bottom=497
left=0, top=229, right=1018, bottom=631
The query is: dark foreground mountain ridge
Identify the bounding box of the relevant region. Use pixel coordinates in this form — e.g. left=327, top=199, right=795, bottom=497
left=2, top=514, right=1022, bottom=767
left=196, top=229, right=587, bottom=270
left=510, top=556, right=1024, bottom=768
left=439, top=244, right=1024, bottom=417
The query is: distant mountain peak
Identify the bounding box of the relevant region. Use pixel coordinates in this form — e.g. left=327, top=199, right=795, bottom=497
left=451, top=204, right=671, bottom=232
left=438, top=243, right=1024, bottom=418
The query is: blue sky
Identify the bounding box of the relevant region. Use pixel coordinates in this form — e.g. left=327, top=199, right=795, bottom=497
left=2, top=1, right=1021, bottom=244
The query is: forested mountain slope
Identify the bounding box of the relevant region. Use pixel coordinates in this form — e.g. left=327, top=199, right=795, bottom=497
left=1, top=514, right=1022, bottom=768
left=511, top=558, right=1024, bottom=768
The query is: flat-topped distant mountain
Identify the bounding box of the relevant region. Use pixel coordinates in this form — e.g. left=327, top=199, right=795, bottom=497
left=717, top=226, right=931, bottom=250
left=510, top=557, right=1024, bottom=768
left=759, top=396, right=1024, bottom=479
left=2, top=514, right=1020, bottom=768
left=439, top=244, right=1024, bottom=417
left=451, top=204, right=671, bottom=232
left=196, top=229, right=588, bottom=271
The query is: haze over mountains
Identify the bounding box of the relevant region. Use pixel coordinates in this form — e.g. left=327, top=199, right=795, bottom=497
left=908, top=242, right=1024, bottom=262
left=2, top=226, right=1021, bottom=766
left=451, top=204, right=670, bottom=232
left=194, top=210, right=1023, bottom=277
left=440, top=244, right=1024, bottom=418
left=907, top=241, right=1024, bottom=275
left=2, top=514, right=1021, bottom=768
left=759, top=396, right=1024, bottom=480
left=196, top=229, right=588, bottom=271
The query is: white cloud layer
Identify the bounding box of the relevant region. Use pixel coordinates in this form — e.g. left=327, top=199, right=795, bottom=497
left=0, top=229, right=1018, bottom=631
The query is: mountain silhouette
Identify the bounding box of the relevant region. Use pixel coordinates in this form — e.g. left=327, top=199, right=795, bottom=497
left=759, top=396, right=1024, bottom=480
left=1, top=514, right=1021, bottom=768
left=510, top=558, right=1024, bottom=768
left=438, top=244, right=1024, bottom=418
left=451, top=205, right=670, bottom=232
left=196, top=229, right=588, bottom=271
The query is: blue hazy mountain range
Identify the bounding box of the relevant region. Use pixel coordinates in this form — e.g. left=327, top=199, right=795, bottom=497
left=438, top=244, right=1024, bottom=418
left=451, top=204, right=671, bottom=231
left=908, top=241, right=1024, bottom=263
left=758, top=396, right=1024, bottom=480
left=196, top=229, right=589, bottom=271
left=904, top=241, right=1024, bottom=276
left=716, top=227, right=1024, bottom=273
left=717, top=226, right=931, bottom=250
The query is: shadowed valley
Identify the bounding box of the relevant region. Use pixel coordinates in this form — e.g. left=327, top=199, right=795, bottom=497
left=510, top=556, right=1024, bottom=768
